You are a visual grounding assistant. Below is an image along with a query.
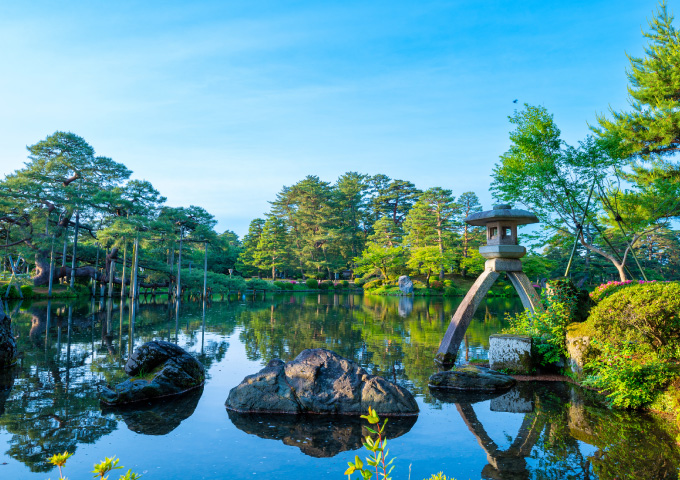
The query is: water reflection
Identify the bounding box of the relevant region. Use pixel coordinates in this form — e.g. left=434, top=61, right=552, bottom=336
left=227, top=410, right=417, bottom=458
left=432, top=382, right=680, bottom=480
left=1, top=294, right=677, bottom=479
left=102, top=386, right=203, bottom=436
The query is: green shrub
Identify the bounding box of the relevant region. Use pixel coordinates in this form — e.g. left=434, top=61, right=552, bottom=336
left=443, top=286, right=460, bottom=297
left=504, top=301, right=572, bottom=365
left=581, top=282, right=680, bottom=409
left=588, top=282, right=680, bottom=348
left=20, top=285, right=33, bottom=299
left=318, top=281, right=330, bottom=290
left=583, top=340, right=678, bottom=408
left=305, top=278, right=318, bottom=289
left=363, top=279, right=383, bottom=290
left=341, top=280, right=349, bottom=288
left=246, top=278, right=276, bottom=291
left=3, top=285, right=21, bottom=299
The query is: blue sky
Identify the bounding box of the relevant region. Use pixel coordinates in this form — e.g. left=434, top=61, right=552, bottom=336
left=0, top=0, right=672, bottom=237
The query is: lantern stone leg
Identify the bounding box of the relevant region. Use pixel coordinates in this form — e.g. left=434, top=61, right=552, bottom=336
left=435, top=267, right=500, bottom=367
left=506, top=271, right=543, bottom=313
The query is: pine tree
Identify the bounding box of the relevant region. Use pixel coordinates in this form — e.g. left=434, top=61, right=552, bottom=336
left=597, top=2, right=680, bottom=159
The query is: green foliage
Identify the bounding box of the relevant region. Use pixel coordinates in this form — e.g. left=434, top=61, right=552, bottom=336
left=423, top=474, right=456, bottom=480
left=341, top=280, right=349, bottom=288
left=305, top=278, right=318, bottom=289
left=246, top=278, right=277, bottom=291
left=588, top=282, right=680, bottom=348
left=344, top=408, right=456, bottom=480
left=20, top=284, right=33, bottom=299
left=583, top=340, right=678, bottom=409
left=443, top=286, right=460, bottom=297
left=47, top=452, right=141, bottom=480
left=273, top=280, right=294, bottom=290
left=504, top=302, right=572, bottom=366
left=582, top=282, right=680, bottom=409
left=596, top=1, right=680, bottom=159
left=345, top=407, right=395, bottom=480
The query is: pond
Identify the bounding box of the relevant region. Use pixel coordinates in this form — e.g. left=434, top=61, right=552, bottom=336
left=0, top=293, right=678, bottom=480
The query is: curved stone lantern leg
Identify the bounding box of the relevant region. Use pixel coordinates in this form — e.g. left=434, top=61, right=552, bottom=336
left=435, top=267, right=500, bottom=367
left=435, top=260, right=544, bottom=368
left=506, top=272, right=543, bottom=313
left=455, top=400, right=544, bottom=479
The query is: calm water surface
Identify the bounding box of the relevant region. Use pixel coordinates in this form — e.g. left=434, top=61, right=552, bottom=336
left=0, top=293, right=678, bottom=480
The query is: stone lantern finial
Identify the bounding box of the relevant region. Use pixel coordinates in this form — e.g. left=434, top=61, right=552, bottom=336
left=435, top=204, right=543, bottom=368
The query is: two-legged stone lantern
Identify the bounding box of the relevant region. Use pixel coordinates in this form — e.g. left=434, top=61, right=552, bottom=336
left=435, top=204, right=543, bottom=368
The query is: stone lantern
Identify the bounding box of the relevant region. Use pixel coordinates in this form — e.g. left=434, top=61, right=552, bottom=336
left=435, top=204, right=543, bottom=367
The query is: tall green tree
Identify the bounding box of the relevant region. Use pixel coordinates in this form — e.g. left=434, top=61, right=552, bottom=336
left=254, top=216, right=290, bottom=279
left=492, top=104, right=676, bottom=281
left=403, top=187, right=460, bottom=282
left=237, top=218, right=266, bottom=277
left=597, top=2, right=680, bottom=160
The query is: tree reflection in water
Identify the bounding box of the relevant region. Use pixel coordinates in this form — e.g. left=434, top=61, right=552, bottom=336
left=431, top=382, right=680, bottom=480
left=1, top=294, right=678, bottom=479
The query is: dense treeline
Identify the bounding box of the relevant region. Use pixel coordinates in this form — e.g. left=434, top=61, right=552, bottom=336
left=236, top=173, right=488, bottom=285
left=0, top=131, right=242, bottom=295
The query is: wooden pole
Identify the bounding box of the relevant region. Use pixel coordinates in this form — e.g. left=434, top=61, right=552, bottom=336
left=93, top=245, right=100, bottom=297
left=120, top=241, right=128, bottom=299
left=176, top=228, right=183, bottom=301
left=69, top=211, right=80, bottom=288
left=47, top=236, right=55, bottom=298
left=131, top=236, right=139, bottom=299
left=203, top=241, right=208, bottom=301
left=107, top=252, right=115, bottom=298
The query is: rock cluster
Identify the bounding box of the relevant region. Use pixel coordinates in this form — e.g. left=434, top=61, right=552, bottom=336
left=226, top=348, right=418, bottom=416
left=101, top=341, right=205, bottom=405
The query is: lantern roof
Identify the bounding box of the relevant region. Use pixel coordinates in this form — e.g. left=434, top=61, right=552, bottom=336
left=465, top=204, right=539, bottom=227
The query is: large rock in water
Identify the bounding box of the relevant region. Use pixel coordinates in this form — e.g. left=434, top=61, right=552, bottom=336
left=226, top=348, right=419, bottom=416
left=100, top=341, right=205, bottom=405
left=428, top=366, right=515, bottom=392
left=0, top=302, right=17, bottom=369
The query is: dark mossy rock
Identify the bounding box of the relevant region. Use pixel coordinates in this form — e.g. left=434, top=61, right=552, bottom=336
left=428, top=366, right=515, bottom=392
left=0, top=303, right=17, bottom=369
left=102, top=385, right=203, bottom=435
left=227, top=409, right=417, bottom=458
left=100, top=341, right=205, bottom=405
left=226, top=348, right=419, bottom=416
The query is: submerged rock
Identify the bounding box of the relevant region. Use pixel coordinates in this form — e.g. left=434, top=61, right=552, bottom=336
left=428, top=365, right=515, bottom=392
left=0, top=302, right=17, bottom=369
left=100, top=341, right=205, bottom=405
left=227, top=410, right=417, bottom=458
left=226, top=348, right=419, bottom=416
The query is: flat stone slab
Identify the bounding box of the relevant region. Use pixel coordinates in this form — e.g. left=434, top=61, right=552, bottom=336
left=226, top=348, right=419, bottom=416
left=428, top=366, right=516, bottom=392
